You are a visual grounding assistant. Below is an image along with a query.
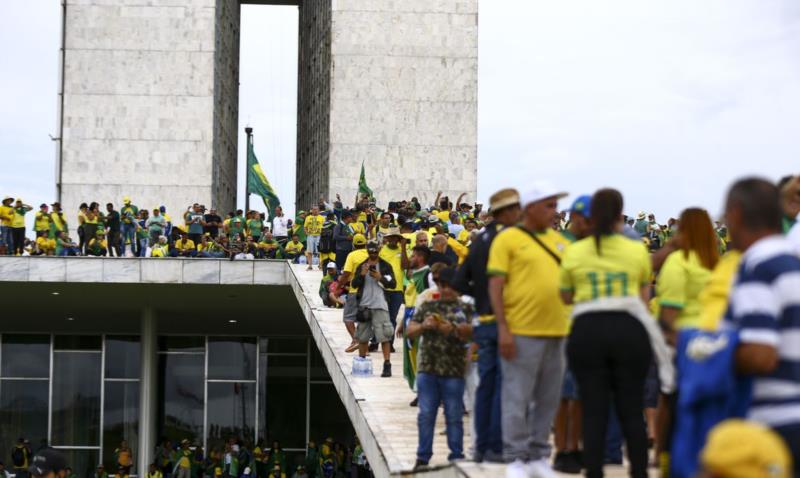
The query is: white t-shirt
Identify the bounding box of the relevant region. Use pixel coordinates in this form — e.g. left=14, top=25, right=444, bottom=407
left=272, top=215, right=289, bottom=237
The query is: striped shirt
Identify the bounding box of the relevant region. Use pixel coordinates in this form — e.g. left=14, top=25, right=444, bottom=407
left=724, top=235, right=800, bottom=430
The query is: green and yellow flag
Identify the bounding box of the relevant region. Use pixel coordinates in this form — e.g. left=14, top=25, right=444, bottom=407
left=246, top=135, right=281, bottom=222
left=358, top=160, right=373, bottom=199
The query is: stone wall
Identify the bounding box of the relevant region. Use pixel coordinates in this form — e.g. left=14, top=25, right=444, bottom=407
left=60, top=0, right=237, bottom=227
left=296, top=0, right=332, bottom=210
left=326, top=0, right=479, bottom=208
left=213, top=0, right=241, bottom=214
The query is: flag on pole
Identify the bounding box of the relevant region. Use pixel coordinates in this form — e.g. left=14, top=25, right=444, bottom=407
left=358, top=160, right=373, bottom=199
left=246, top=135, right=281, bottom=222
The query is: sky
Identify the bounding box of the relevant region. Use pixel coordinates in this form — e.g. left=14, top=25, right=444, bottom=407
left=1, top=1, right=799, bottom=230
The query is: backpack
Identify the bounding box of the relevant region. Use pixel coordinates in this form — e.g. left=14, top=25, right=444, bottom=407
left=12, top=446, right=26, bottom=467
left=318, top=224, right=335, bottom=253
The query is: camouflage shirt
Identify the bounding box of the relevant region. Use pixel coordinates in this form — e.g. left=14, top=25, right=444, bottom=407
left=412, top=298, right=474, bottom=377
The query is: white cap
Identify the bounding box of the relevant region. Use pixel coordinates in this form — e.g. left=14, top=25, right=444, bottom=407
left=326, top=262, right=337, bottom=270
left=520, top=181, right=568, bottom=207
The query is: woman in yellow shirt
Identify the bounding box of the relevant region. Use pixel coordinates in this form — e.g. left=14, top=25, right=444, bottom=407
left=656, top=208, right=719, bottom=341
left=559, top=188, right=653, bottom=478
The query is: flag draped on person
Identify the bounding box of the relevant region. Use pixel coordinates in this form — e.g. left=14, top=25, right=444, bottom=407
left=246, top=134, right=281, bottom=221
left=358, top=160, right=373, bottom=199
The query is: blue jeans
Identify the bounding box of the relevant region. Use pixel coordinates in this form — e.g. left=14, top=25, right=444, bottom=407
left=121, top=223, right=136, bottom=255
left=606, top=405, right=623, bottom=463
left=0, top=225, right=12, bottom=254
left=473, top=322, right=503, bottom=456
left=416, top=372, right=465, bottom=462
left=137, top=237, right=149, bottom=257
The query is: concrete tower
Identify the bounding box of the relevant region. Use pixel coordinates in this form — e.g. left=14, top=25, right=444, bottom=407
left=57, top=0, right=477, bottom=218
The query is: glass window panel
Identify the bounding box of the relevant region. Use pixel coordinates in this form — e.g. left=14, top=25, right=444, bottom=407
left=309, top=345, right=331, bottom=381
left=309, top=384, right=355, bottom=447
left=206, top=382, right=256, bottom=451
left=263, top=338, right=307, bottom=355
left=265, top=355, right=307, bottom=449
left=0, top=379, right=49, bottom=463
left=59, top=449, right=99, bottom=478
left=102, top=382, right=139, bottom=474
left=105, top=336, right=141, bottom=379
left=1, top=334, right=50, bottom=378
left=52, top=352, right=102, bottom=446
left=207, top=338, right=256, bottom=380
left=157, top=354, right=204, bottom=443
left=54, top=335, right=102, bottom=351
left=158, top=336, right=204, bottom=352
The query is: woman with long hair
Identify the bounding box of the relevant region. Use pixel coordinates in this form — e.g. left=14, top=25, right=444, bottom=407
left=656, top=207, right=719, bottom=341
left=560, top=188, right=653, bottom=478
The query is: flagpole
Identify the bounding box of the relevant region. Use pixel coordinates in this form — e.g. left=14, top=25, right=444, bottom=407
left=245, top=127, right=253, bottom=213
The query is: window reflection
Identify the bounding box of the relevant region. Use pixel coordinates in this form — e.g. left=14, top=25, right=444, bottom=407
left=105, top=336, right=141, bottom=379
left=157, top=354, right=204, bottom=443
left=1, top=334, right=50, bottom=378
left=265, top=355, right=307, bottom=449
left=103, top=382, right=139, bottom=473
left=207, top=337, right=256, bottom=381
left=0, top=380, right=49, bottom=463
left=206, top=382, right=255, bottom=451
left=52, top=352, right=102, bottom=446
left=60, top=449, right=99, bottom=478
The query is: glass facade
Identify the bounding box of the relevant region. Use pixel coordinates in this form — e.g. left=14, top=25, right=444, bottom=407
left=0, top=334, right=354, bottom=477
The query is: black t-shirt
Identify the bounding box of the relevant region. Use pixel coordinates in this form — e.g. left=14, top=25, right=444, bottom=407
left=106, top=210, right=121, bottom=232
left=429, top=250, right=454, bottom=267
left=204, top=214, right=222, bottom=237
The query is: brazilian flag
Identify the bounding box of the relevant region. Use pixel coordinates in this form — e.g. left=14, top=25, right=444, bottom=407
left=246, top=135, right=281, bottom=222
left=358, top=160, right=373, bottom=198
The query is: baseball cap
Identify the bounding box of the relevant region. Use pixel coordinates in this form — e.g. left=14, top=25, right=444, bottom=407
left=520, top=181, right=568, bottom=207
left=28, top=449, right=67, bottom=476
left=700, top=419, right=791, bottom=478
left=123, top=196, right=131, bottom=204
left=352, top=233, right=367, bottom=246
left=366, top=240, right=380, bottom=252
left=326, top=262, right=337, bottom=270
left=214, top=468, right=222, bottom=477
left=570, top=195, right=592, bottom=217
left=40, top=203, right=48, bottom=208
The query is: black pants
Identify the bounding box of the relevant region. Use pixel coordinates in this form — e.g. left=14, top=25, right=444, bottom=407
left=11, top=227, right=25, bottom=255
left=107, top=230, right=121, bottom=256
left=567, top=311, right=652, bottom=478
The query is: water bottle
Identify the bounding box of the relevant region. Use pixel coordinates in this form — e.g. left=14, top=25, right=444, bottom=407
left=352, top=356, right=362, bottom=376
left=364, top=357, right=373, bottom=376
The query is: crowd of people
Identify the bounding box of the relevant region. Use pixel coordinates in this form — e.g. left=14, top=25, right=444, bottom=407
left=310, top=176, right=800, bottom=478
left=4, top=174, right=800, bottom=478
left=7, top=436, right=370, bottom=478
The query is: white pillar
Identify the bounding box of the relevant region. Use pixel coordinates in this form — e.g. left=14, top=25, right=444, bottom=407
left=138, top=306, right=157, bottom=475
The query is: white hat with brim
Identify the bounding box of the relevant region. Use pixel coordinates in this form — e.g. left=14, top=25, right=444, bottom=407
left=520, top=181, right=568, bottom=207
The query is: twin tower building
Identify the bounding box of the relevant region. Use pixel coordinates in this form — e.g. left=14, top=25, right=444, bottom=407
left=57, top=0, right=478, bottom=217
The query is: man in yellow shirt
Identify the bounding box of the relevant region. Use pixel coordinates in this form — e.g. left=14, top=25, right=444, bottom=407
left=340, top=233, right=369, bottom=352
left=488, top=181, right=570, bottom=473
left=376, top=227, right=408, bottom=350
left=34, top=204, right=51, bottom=237
left=283, top=234, right=305, bottom=263
left=170, top=232, right=197, bottom=257
left=0, top=196, right=15, bottom=255
left=10, top=199, right=32, bottom=256
left=304, top=206, right=325, bottom=270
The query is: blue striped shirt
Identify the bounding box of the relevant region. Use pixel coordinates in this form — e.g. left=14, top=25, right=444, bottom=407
left=724, top=235, right=800, bottom=429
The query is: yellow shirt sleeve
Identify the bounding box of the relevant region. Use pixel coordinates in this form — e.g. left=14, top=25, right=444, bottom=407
left=487, top=232, right=510, bottom=276
left=559, top=246, right=575, bottom=292
left=657, top=252, right=687, bottom=309
left=639, top=243, right=653, bottom=287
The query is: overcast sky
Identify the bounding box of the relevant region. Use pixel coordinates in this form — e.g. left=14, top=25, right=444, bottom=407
left=1, top=1, right=799, bottom=228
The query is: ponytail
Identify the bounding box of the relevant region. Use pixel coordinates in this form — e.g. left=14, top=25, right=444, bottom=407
left=590, top=188, right=624, bottom=255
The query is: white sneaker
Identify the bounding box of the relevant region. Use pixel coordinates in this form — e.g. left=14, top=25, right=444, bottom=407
left=527, top=458, right=558, bottom=478
left=505, top=460, right=530, bottom=478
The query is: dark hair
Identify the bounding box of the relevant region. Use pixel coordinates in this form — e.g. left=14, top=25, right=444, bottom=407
left=726, top=178, right=782, bottom=232
left=778, top=175, right=795, bottom=190
left=412, top=244, right=431, bottom=264
left=106, top=203, right=114, bottom=208
left=590, top=188, right=623, bottom=255
left=79, top=202, right=88, bottom=209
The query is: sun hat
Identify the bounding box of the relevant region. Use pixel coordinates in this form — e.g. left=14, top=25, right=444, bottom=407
left=489, top=188, right=520, bottom=212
